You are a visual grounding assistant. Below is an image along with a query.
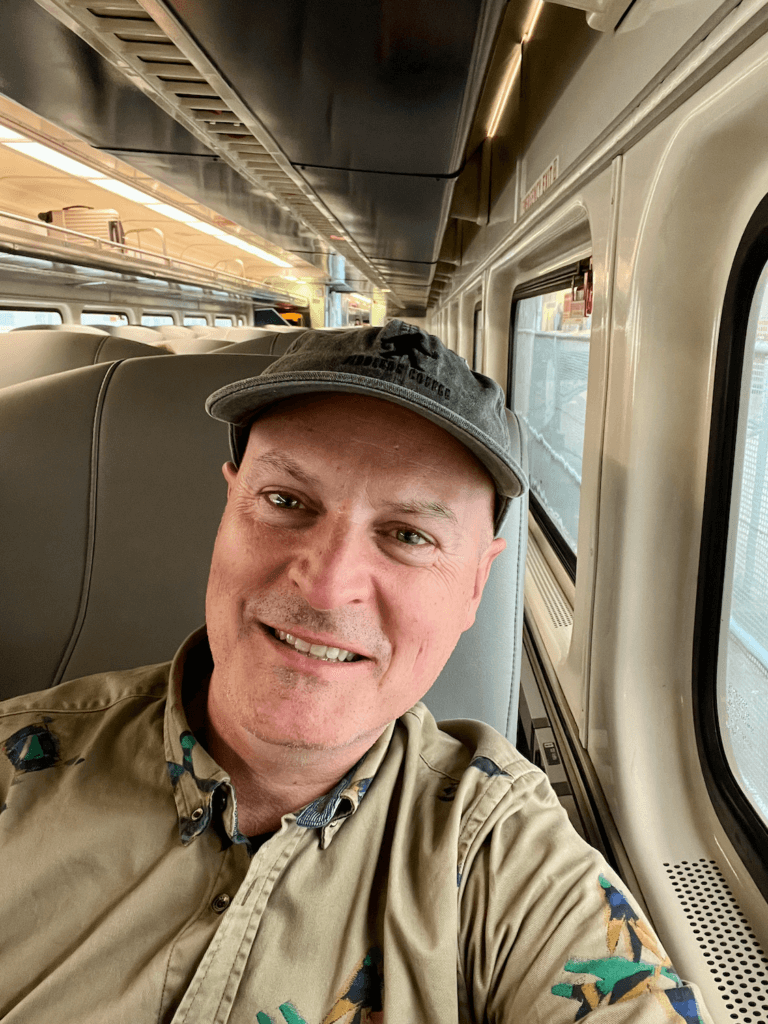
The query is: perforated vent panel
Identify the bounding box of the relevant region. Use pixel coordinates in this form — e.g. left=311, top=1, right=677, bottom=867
left=526, top=541, right=574, bottom=629
left=666, top=859, right=768, bottom=1016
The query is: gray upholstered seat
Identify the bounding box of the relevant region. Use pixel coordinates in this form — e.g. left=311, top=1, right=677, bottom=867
left=0, top=329, right=168, bottom=389
left=163, top=336, right=234, bottom=354
left=220, top=330, right=303, bottom=356
left=0, top=354, right=527, bottom=743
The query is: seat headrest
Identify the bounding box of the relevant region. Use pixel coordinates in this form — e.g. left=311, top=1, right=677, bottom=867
left=164, top=337, right=234, bottom=354
left=0, top=331, right=167, bottom=389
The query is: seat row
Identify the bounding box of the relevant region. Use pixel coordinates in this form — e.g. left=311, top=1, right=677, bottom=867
left=0, top=323, right=304, bottom=390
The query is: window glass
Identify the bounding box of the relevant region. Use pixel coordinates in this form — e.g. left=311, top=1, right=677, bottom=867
left=81, top=312, right=128, bottom=326
left=141, top=314, right=174, bottom=327
left=215, top=316, right=233, bottom=327
left=0, top=308, right=62, bottom=332
left=720, top=265, right=768, bottom=827
left=472, top=306, right=483, bottom=372
left=512, top=285, right=592, bottom=555
left=183, top=316, right=208, bottom=326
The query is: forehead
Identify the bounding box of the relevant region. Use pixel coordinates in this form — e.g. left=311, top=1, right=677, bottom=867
left=244, top=393, right=492, bottom=489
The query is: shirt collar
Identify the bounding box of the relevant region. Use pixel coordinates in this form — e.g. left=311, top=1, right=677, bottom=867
left=163, top=627, right=395, bottom=848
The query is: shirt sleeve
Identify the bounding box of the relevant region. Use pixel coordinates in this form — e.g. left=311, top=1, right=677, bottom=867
left=458, top=769, right=715, bottom=1023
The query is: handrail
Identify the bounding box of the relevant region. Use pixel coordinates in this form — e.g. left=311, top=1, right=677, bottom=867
left=0, top=209, right=299, bottom=299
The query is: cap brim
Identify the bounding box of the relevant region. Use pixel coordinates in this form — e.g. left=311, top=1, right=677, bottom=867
left=205, top=371, right=527, bottom=503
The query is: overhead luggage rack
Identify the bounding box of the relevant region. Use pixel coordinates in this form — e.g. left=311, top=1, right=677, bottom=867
left=0, top=208, right=301, bottom=302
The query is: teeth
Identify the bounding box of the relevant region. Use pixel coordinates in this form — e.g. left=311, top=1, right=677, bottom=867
left=274, top=629, right=357, bottom=662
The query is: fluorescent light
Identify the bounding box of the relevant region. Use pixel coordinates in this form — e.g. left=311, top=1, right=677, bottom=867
left=523, top=0, right=544, bottom=40
left=350, top=293, right=371, bottom=304
left=0, top=126, right=27, bottom=143
left=487, top=47, right=522, bottom=138
left=4, top=140, right=104, bottom=178
left=150, top=203, right=199, bottom=224
left=227, top=236, right=291, bottom=266
left=190, top=220, right=231, bottom=240
left=94, top=177, right=158, bottom=204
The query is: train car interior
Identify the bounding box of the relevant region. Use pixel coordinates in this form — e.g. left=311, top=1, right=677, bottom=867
left=1, top=0, right=768, bottom=1018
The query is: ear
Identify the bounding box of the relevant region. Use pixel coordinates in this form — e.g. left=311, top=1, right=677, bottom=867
left=222, top=461, right=238, bottom=498
left=461, top=537, right=506, bottom=631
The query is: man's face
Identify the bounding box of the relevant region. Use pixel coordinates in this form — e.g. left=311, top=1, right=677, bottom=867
left=205, top=393, right=504, bottom=754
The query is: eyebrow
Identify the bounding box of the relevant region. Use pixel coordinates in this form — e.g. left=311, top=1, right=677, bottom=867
left=251, top=451, right=459, bottom=525
left=250, top=451, right=323, bottom=489
left=380, top=499, right=458, bottom=526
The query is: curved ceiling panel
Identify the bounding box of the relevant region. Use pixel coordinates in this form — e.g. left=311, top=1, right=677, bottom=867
left=165, top=0, right=492, bottom=176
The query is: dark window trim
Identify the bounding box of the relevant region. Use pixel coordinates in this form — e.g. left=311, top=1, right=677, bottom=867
left=693, top=193, right=768, bottom=900
left=508, top=258, right=591, bottom=582
left=472, top=302, right=483, bottom=372
left=530, top=493, right=577, bottom=579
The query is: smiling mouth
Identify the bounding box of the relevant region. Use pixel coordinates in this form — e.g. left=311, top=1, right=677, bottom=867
left=266, top=626, right=362, bottom=663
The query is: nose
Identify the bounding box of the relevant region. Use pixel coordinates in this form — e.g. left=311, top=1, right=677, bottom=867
left=287, top=518, right=373, bottom=611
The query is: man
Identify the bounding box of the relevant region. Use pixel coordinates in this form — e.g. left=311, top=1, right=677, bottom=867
left=0, top=322, right=711, bottom=1022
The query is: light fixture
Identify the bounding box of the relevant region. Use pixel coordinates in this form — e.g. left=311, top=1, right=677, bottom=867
left=523, top=0, right=544, bottom=41
left=0, top=126, right=27, bottom=143
left=94, top=177, right=160, bottom=204
left=0, top=125, right=293, bottom=268
left=149, top=203, right=199, bottom=224
left=3, top=139, right=105, bottom=179
left=487, top=46, right=522, bottom=138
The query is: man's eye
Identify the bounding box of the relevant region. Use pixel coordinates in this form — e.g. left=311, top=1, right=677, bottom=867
left=395, top=528, right=429, bottom=546
left=266, top=492, right=305, bottom=510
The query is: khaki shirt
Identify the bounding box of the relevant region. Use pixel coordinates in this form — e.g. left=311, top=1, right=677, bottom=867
left=0, top=628, right=712, bottom=1024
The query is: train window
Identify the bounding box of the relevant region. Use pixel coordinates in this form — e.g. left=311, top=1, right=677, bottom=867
left=509, top=263, right=592, bottom=575
left=472, top=305, right=483, bottom=371
left=215, top=316, right=233, bottom=327
left=81, top=311, right=128, bottom=326
left=695, top=197, right=768, bottom=898
left=183, top=316, right=208, bottom=326
left=0, top=308, right=62, bottom=332
left=141, top=314, right=174, bottom=327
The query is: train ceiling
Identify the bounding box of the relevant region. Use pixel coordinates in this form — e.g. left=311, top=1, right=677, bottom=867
left=2, top=0, right=607, bottom=314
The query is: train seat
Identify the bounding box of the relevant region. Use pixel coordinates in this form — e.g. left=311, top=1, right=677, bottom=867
left=98, top=325, right=167, bottom=345
left=155, top=325, right=195, bottom=340
left=220, top=330, right=304, bottom=356
left=0, top=328, right=167, bottom=389
left=0, top=354, right=527, bottom=744
left=9, top=323, right=107, bottom=334
left=163, top=336, right=234, bottom=354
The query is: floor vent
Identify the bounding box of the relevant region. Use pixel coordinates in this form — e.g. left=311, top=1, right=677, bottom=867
left=526, top=541, right=574, bottom=629
left=665, top=858, right=768, bottom=1016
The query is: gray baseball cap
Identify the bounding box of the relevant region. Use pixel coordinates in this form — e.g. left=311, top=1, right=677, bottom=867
left=205, top=320, right=527, bottom=531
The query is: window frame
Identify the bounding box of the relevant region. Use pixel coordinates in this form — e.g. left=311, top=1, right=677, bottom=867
left=214, top=316, right=234, bottom=327
left=507, top=258, right=592, bottom=581
left=0, top=306, right=64, bottom=331
left=141, top=313, right=175, bottom=327
left=81, top=310, right=129, bottom=326
left=694, top=193, right=768, bottom=900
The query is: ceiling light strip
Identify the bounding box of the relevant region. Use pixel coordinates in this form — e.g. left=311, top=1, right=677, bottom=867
left=0, top=125, right=291, bottom=267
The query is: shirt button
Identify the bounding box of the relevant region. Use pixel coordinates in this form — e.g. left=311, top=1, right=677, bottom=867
left=211, top=893, right=231, bottom=914
left=190, top=807, right=204, bottom=821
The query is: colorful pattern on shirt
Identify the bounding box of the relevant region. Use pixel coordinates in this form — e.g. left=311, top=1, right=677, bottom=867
left=256, top=948, right=384, bottom=1024
left=3, top=722, right=61, bottom=772
left=552, top=875, right=705, bottom=1021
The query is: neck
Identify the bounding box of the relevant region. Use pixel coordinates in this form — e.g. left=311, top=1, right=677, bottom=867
left=201, top=680, right=384, bottom=837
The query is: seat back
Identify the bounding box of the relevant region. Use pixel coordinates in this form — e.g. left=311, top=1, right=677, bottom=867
left=155, top=325, right=195, bottom=340
left=99, top=325, right=167, bottom=345
left=220, top=331, right=304, bottom=356
left=0, top=355, right=527, bottom=743
left=164, top=337, right=234, bottom=354
left=0, top=330, right=167, bottom=389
